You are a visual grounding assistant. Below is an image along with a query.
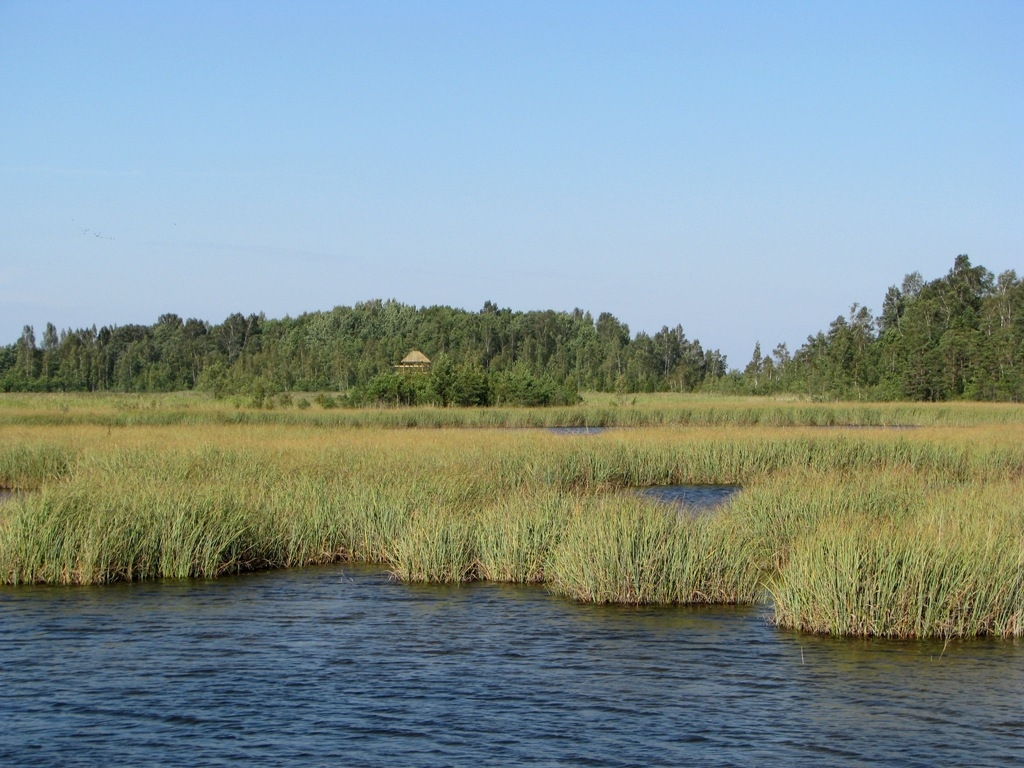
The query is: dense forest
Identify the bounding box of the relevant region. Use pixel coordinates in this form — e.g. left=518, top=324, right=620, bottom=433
left=2, top=255, right=1021, bottom=403
left=0, top=299, right=722, bottom=406
left=740, top=255, right=1023, bottom=402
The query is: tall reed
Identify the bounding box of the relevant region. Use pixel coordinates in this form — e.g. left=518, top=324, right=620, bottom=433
left=769, top=480, right=1024, bottom=638
left=474, top=491, right=568, bottom=583
left=2, top=403, right=1022, bottom=639
left=546, top=496, right=763, bottom=605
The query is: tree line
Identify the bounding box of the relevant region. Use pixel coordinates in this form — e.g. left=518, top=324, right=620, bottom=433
left=0, top=300, right=723, bottom=405
left=735, top=255, right=1023, bottom=401
left=3, top=255, right=1020, bottom=403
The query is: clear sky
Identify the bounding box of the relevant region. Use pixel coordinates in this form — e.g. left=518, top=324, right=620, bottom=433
left=1, top=1, right=1021, bottom=368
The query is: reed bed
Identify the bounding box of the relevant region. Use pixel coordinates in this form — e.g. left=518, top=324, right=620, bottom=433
left=768, top=480, right=1024, bottom=638
left=3, top=391, right=1024, bottom=429
left=1, top=398, right=1022, bottom=639
left=547, top=496, right=762, bottom=604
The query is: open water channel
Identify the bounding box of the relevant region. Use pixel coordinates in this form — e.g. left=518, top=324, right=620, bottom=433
left=2, top=563, right=1022, bottom=767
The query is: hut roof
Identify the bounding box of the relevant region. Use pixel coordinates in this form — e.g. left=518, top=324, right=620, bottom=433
left=400, top=350, right=431, bottom=365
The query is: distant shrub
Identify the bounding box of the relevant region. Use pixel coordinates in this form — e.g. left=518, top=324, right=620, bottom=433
left=314, top=393, right=337, bottom=409
left=492, top=364, right=580, bottom=407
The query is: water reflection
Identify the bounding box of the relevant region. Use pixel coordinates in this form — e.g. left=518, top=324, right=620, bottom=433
left=2, top=566, right=1021, bottom=767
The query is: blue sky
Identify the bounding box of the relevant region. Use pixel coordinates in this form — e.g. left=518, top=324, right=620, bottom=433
left=1, top=1, right=1021, bottom=368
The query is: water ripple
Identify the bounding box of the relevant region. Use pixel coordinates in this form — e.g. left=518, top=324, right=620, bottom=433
left=2, top=566, right=1022, bottom=766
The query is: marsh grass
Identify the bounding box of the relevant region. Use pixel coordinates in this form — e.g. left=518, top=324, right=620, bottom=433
left=389, top=508, right=477, bottom=583
left=1, top=396, right=1022, bottom=639
left=769, top=480, right=1024, bottom=638
left=547, top=497, right=762, bottom=605
left=0, top=440, right=76, bottom=490
left=474, top=491, right=568, bottom=583
left=3, top=391, right=1024, bottom=429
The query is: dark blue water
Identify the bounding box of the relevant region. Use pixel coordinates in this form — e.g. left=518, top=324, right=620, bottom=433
left=2, top=566, right=1022, bottom=767
left=640, top=484, right=741, bottom=512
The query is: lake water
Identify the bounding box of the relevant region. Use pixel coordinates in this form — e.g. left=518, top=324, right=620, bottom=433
left=640, top=484, right=741, bottom=512
left=2, top=565, right=1022, bottom=767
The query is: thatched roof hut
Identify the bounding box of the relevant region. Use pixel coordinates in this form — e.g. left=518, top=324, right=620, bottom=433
left=396, top=350, right=431, bottom=371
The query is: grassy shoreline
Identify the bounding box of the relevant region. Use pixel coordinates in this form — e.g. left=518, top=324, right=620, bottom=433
left=2, top=392, right=1022, bottom=639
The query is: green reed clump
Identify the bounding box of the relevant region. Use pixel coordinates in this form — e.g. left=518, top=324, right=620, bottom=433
left=474, top=491, right=570, bottom=583
left=0, top=442, right=76, bottom=489
left=332, top=485, right=411, bottom=563
left=769, top=482, right=1024, bottom=638
left=546, top=498, right=678, bottom=604
left=725, top=468, right=926, bottom=575
left=546, top=497, right=762, bottom=605
left=156, top=490, right=266, bottom=579
left=0, top=445, right=362, bottom=584
left=771, top=529, right=1024, bottom=639
left=388, top=508, right=477, bottom=583
left=0, top=481, right=284, bottom=584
